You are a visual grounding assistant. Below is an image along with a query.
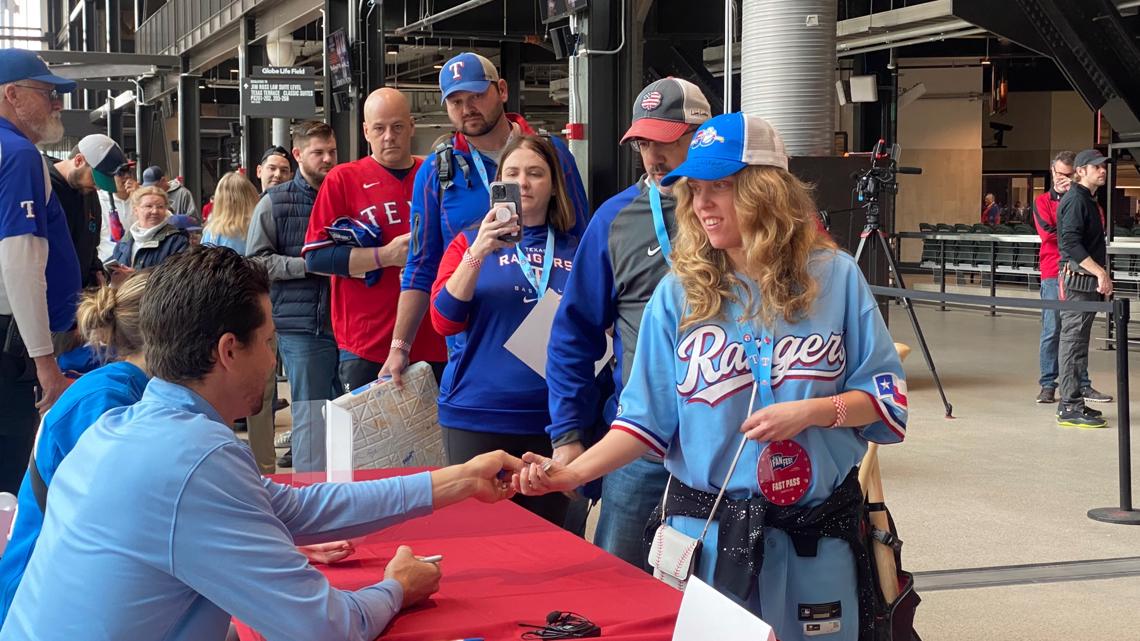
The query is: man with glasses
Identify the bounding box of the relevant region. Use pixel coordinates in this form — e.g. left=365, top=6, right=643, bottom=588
left=1033, top=150, right=1111, bottom=406
left=385, top=52, right=589, bottom=387
left=545, top=77, right=710, bottom=567
left=47, top=134, right=129, bottom=288
left=0, top=49, right=82, bottom=493
left=256, top=145, right=295, bottom=192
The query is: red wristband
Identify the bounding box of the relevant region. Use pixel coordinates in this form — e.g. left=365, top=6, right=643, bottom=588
left=830, top=394, right=847, bottom=428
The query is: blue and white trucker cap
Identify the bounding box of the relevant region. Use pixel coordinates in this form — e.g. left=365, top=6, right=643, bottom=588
left=660, top=112, right=788, bottom=186
left=439, top=52, right=500, bottom=102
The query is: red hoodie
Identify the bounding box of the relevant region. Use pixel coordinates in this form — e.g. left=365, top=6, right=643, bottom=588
left=1033, top=190, right=1063, bottom=279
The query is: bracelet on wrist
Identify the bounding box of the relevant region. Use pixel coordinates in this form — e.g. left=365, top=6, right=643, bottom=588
left=372, top=245, right=383, bottom=268
left=391, top=338, right=412, bottom=353
left=829, top=394, right=848, bottom=428
left=463, top=248, right=484, bottom=270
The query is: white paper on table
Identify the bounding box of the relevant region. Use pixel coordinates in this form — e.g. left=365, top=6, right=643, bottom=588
left=324, top=401, right=354, bottom=484
left=672, top=577, right=776, bottom=641
left=504, top=290, right=613, bottom=379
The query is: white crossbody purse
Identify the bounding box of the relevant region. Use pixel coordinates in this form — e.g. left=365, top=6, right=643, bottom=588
left=646, top=382, right=757, bottom=591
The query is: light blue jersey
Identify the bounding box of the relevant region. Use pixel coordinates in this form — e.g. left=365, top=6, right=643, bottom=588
left=613, top=250, right=906, bottom=641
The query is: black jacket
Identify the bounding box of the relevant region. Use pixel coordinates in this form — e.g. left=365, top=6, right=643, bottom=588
left=46, top=157, right=103, bottom=287
left=258, top=174, right=331, bottom=334
left=1057, top=183, right=1106, bottom=269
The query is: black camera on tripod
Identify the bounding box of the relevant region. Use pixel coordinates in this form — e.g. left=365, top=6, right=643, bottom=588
left=853, top=139, right=922, bottom=210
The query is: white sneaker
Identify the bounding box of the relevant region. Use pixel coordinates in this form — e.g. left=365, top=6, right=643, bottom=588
left=274, top=430, right=292, bottom=448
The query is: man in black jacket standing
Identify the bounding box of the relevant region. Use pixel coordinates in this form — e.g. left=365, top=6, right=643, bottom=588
left=1056, top=148, right=1111, bottom=429
left=246, top=121, right=339, bottom=473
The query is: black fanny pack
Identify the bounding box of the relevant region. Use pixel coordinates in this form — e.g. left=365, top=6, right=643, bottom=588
left=1063, top=262, right=1100, bottom=294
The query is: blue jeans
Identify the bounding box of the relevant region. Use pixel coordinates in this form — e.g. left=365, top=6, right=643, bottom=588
left=276, top=332, right=341, bottom=473
left=1039, top=278, right=1090, bottom=389
left=594, top=457, right=670, bottom=572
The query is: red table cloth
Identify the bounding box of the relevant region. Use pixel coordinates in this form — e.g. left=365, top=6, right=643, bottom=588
left=235, top=469, right=682, bottom=641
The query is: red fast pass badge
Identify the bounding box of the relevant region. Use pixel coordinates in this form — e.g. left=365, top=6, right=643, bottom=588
left=757, top=440, right=812, bottom=506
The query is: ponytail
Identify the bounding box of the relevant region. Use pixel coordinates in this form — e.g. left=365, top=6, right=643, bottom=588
left=76, top=271, right=149, bottom=361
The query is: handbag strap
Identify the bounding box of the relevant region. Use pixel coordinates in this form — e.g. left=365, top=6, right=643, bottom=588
left=659, top=381, right=758, bottom=542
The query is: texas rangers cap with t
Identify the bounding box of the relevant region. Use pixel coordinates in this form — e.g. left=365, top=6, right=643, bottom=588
left=0, top=48, right=77, bottom=92
left=439, top=52, right=500, bottom=103
left=76, top=134, right=128, bottom=192
left=660, top=112, right=788, bottom=186
left=1074, top=148, right=1108, bottom=168
left=620, top=77, right=712, bottom=145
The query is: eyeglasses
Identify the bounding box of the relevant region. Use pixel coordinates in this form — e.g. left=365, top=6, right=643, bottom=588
left=1053, top=169, right=1074, bottom=179
left=629, top=127, right=699, bottom=153
left=13, top=84, right=63, bottom=102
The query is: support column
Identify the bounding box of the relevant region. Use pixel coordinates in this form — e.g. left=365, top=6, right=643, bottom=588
left=135, top=102, right=152, bottom=171
left=501, top=42, right=521, bottom=114
left=106, top=0, right=124, bottom=143
left=178, top=68, right=202, bottom=211
left=325, top=0, right=360, bottom=160
left=266, top=31, right=299, bottom=148
left=83, top=0, right=99, bottom=110
left=239, top=17, right=271, bottom=172
left=580, top=0, right=629, bottom=203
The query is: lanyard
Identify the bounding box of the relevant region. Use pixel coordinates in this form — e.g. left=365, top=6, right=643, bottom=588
left=469, top=147, right=492, bottom=193
left=726, top=290, right=775, bottom=408
left=514, top=226, right=556, bottom=300
left=649, top=181, right=672, bottom=266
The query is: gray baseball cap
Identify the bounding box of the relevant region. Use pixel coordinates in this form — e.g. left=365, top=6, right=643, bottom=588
left=620, top=77, right=712, bottom=145
left=1074, top=149, right=1108, bottom=168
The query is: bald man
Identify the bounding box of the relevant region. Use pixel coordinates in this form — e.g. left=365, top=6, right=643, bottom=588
left=302, top=89, right=446, bottom=399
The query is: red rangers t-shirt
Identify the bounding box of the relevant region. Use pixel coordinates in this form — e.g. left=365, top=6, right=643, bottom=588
left=303, top=156, right=446, bottom=363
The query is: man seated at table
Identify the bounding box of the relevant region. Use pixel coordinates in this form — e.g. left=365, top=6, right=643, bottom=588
left=0, top=246, right=522, bottom=641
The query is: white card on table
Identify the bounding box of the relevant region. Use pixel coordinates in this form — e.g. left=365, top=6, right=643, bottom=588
left=671, top=577, right=776, bottom=641
left=324, top=401, right=354, bottom=483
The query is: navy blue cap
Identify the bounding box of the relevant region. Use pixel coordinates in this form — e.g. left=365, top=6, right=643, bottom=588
left=142, top=165, right=165, bottom=186
left=661, top=112, right=789, bottom=186
left=1074, top=149, right=1108, bottom=168
left=439, top=52, right=500, bottom=103
left=0, top=49, right=77, bottom=92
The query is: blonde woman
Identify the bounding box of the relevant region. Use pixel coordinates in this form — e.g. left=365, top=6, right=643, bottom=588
left=0, top=272, right=151, bottom=623
left=202, top=172, right=260, bottom=255
left=517, top=113, right=908, bottom=641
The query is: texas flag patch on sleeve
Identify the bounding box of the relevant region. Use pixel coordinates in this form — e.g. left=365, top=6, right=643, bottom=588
left=874, top=373, right=908, bottom=408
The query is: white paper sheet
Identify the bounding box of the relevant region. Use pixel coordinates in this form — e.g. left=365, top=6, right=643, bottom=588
left=504, top=291, right=613, bottom=378
left=672, top=577, right=776, bottom=641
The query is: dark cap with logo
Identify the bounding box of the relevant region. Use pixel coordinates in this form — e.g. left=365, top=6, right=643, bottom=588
left=1074, top=149, right=1108, bottom=168
left=620, top=77, right=712, bottom=145
left=76, top=134, right=128, bottom=192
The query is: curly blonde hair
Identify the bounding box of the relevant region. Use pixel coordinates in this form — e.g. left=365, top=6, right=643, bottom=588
left=672, top=165, right=836, bottom=329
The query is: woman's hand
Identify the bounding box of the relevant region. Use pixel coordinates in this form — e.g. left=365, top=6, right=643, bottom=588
left=512, top=451, right=584, bottom=496
left=740, top=399, right=820, bottom=442
left=468, top=208, right=519, bottom=260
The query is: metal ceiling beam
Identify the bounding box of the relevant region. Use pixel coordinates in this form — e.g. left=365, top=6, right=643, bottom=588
left=393, top=0, right=498, bottom=36
left=839, top=27, right=986, bottom=57
left=838, top=0, right=956, bottom=37
left=37, top=50, right=181, bottom=68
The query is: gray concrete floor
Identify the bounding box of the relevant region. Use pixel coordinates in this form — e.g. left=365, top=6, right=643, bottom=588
left=885, top=302, right=1140, bottom=640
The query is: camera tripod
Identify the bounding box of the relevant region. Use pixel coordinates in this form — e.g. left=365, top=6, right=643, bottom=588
left=853, top=201, right=954, bottom=418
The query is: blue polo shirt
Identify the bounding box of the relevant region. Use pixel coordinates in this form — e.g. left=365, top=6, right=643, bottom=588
left=0, top=361, right=149, bottom=624
left=0, top=117, right=81, bottom=331
left=0, top=378, right=434, bottom=641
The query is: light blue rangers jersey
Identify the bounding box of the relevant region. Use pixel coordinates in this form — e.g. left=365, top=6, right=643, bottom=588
left=612, top=250, right=906, bottom=641
left=613, top=249, right=906, bottom=500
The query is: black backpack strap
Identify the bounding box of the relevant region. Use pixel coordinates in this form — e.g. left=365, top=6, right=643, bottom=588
left=433, top=140, right=454, bottom=192
left=28, top=451, right=47, bottom=513
left=1033, top=199, right=1056, bottom=234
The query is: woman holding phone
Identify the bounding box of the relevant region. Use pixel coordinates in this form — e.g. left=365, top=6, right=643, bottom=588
left=428, top=134, right=579, bottom=525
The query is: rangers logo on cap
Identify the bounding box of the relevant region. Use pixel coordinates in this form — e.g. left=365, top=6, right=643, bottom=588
left=690, top=127, right=726, bottom=148
left=640, top=91, right=662, bottom=111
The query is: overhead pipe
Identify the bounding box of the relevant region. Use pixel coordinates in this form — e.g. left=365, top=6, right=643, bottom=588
left=393, top=0, right=496, bottom=36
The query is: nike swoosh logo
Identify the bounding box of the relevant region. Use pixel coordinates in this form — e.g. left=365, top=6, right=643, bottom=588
left=523, top=297, right=539, bottom=304
left=647, top=245, right=662, bottom=256
left=363, top=182, right=380, bottom=189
